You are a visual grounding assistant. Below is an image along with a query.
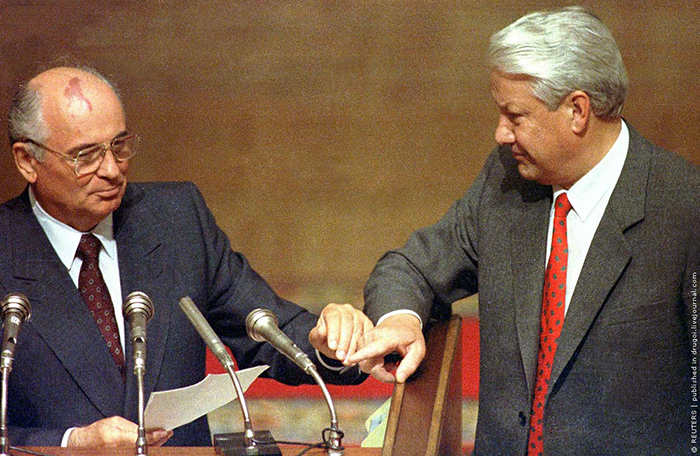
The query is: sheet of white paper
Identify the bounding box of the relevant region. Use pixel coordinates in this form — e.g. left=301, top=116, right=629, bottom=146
left=144, top=365, right=269, bottom=431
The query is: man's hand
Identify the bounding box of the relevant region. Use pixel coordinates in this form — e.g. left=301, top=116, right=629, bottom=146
left=346, top=313, right=425, bottom=383
left=309, top=303, right=373, bottom=364
left=67, top=416, right=173, bottom=447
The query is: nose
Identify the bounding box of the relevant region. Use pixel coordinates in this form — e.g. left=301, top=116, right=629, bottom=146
left=95, top=148, right=123, bottom=178
left=495, top=115, right=515, bottom=145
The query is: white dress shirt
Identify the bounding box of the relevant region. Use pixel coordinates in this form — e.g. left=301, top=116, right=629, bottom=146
left=550, top=120, right=629, bottom=314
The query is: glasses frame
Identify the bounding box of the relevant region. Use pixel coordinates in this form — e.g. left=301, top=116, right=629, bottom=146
left=20, top=133, right=140, bottom=177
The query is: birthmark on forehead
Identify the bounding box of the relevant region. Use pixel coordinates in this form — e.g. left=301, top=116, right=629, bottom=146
left=64, top=77, right=93, bottom=118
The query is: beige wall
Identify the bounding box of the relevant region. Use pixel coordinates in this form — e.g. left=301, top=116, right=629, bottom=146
left=2, top=1, right=698, bottom=312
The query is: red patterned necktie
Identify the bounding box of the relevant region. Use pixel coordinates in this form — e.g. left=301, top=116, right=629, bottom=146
left=76, top=233, right=126, bottom=380
left=528, top=193, right=572, bottom=456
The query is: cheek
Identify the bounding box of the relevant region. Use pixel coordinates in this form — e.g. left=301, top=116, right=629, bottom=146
left=512, top=126, right=539, bottom=152
left=38, top=171, right=81, bottom=201
left=522, top=125, right=555, bottom=156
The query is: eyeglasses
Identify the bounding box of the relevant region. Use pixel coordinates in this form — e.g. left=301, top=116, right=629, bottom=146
left=22, top=133, right=140, bottom=177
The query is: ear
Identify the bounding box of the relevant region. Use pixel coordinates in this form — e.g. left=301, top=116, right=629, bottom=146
left=12, top=143, right=39, bottom=184
left=566, top=91, right=590, bottom=134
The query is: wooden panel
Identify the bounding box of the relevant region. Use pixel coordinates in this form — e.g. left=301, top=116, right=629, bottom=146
left=382, top=315, right=463, bottom=456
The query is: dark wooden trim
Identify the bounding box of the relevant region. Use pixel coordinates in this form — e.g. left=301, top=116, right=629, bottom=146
left=382, top=314, right=463, bottom=456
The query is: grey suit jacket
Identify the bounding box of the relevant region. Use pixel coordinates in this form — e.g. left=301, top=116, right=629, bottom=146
left=364, top=124, right=699, bottom=455
left=0, top=181, right=365, bottom=447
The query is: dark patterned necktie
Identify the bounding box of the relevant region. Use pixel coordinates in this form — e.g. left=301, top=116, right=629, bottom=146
left=528, top=193, right=572, bottom=456
left=76, top=233, right=125, bottom=380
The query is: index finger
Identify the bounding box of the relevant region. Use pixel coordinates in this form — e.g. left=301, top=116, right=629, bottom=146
left=346, top=337, right=398, bottom=364
left=321, top=307, right=342, bottom=351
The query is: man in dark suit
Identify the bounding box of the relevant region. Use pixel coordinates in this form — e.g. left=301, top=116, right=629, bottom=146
left=2, top=65, right=370, bottom=447
left=349, top=6, right=699, bottom=455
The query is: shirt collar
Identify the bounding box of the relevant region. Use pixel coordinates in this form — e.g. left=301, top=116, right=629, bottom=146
left=554, top=120, right=629, bottom=221
left=29, top=187, right=116, bottom=269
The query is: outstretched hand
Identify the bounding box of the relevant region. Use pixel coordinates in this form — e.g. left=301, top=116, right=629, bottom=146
left=346, top=313, right=425, bottom=383
left=309, top=303, right=374, bottom=364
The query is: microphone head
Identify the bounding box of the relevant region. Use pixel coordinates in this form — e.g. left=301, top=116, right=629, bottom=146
left=123, top=291, right=154, bottom=322
left=245, top=308, right=278, bottom=342
left=1, top=293, right=31, bottom=322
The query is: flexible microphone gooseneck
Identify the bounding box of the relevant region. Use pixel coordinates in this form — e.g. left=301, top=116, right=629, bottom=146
left=179, top=297, right=281, bottom=456
left=123, top=292, right=155, bottom=456
left=246, top=308, right=345, bottom=456
left=0, top=293, right=31, bottom=456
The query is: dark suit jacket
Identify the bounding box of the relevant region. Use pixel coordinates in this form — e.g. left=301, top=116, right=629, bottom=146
left=0, top=181, right=364, bottom=447
left=364, top=124, right=700, bottom=455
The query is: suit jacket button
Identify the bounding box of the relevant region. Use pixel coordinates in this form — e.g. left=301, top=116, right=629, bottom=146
left=518, top=412, right=527, bottom=426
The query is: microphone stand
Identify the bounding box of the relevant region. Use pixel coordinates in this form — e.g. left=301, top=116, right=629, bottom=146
left=123, top=291, right=154, bottom=456
left=135, top=355, right=148, bottom=456
left=245, top=309, right=345, bottom=455
left=178, top=297, right=280, bottom=456
left=219, top=356, right=257, bottom=454
left=307, top=366, right=344, bottom=456
left=208, top=345, right=282, bottom=455
left=0, top=293, right=31, bottom=456
left=211, top=360, right=284, bottom=456
left=0, top=364, right=10, bottom=456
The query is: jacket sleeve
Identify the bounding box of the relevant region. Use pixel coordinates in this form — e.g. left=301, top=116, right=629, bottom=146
left=177, top=182, right=366, bottom=386
left=363, top=151, right=498, bottom=325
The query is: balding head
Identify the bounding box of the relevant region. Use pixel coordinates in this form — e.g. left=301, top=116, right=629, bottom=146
left=9, top=66, right=123, bottom=160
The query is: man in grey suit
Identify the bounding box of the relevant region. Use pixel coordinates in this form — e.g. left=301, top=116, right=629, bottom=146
left=348, top=6, right=699, bottom=455
left=2, top=64, right=371, bottom=447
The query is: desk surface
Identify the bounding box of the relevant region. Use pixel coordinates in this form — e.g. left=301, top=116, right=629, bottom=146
left=21, top=446, right=382, bottom=456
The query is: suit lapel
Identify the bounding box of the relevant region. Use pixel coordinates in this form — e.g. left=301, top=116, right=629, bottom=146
left=512, top=194, right=552, bottom=395
left=114, top=185, right=171, bottom=417
left=7, top=191, right=126, bottom=417
left=549, top=124, right=649, bottom=389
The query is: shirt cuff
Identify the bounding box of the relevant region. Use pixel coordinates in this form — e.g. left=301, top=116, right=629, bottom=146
left=62, top=427, right=76, bottom=447
left=376, top=309, right=423, bottom=329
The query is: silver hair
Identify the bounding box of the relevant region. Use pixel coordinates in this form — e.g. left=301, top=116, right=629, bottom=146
left=8, top=84, right=49, bottom=160
left=8, top=63, right=122, bottom=161
left=488, top=6, right=628, bottom=119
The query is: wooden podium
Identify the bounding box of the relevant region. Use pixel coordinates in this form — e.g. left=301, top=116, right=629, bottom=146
left=381, top=314, right=463, bottom=456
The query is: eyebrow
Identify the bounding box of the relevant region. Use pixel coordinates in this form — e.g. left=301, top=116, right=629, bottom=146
left=498, top=102, right=527, bottom=114
left=65, top=130, right=129, bottom=156
left=491, top=93, right=517, bottom=111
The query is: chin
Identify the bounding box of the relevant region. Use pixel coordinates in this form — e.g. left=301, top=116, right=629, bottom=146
left=106, top=198, right=124, bottom=214
left=516, top=163, right=540, bottom=182
left=92, top=196, right=124, bottom=219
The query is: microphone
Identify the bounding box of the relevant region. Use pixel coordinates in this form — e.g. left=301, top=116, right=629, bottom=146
left=123, top=291, right=154, bottom=371
left=0, top=293, right=31, bottom=456
left=122, top=292, right=154, bottom=456
left=0, top=293, right=31, bottom=371
left=246, top=309, right=345, bottom=455
left=245, top=309, right=315, bottom=374
left=179, top=297, right=281, bottom=456
left=178, top=296, right=232, bottom=369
